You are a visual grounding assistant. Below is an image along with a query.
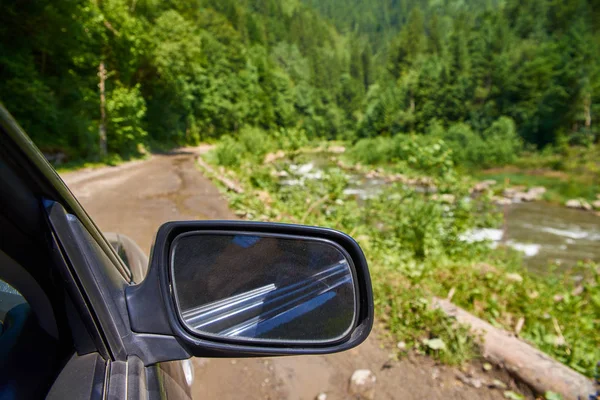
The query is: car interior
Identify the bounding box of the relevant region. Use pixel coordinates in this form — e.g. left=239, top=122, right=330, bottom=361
left=0, top=131, right=76, bottom=398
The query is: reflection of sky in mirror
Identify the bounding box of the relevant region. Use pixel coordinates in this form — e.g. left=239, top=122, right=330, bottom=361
left=171, top=234, right=356, bottom=342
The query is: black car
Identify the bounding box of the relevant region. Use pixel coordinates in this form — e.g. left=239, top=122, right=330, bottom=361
left=0, top=105, right=373, bottom=399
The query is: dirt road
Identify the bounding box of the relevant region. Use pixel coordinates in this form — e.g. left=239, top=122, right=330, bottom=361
left=61, top=149, right=518, bottom=400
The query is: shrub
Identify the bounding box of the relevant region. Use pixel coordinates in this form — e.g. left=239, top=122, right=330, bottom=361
left=350, top=136, right=394, bottom=164
left=214, top=135, right=244, bottom=167
left=350, top=135, right=454, bottom=175
left=271, top=127, right=309, bottom=151
left=106, top=84, right=148, bottom=157
left=482, top=117, right=522, bottom=165
left=391, top=135, right=454, bottom=175
left=435, top=117, right=522, bottom=168
left=238, top=126, right=273, bottom=160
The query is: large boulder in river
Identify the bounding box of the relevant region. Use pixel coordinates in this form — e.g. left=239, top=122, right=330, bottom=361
left=528, top=186, right=547, bottom=199
left=566, top=199, right=592, bottom=210
left=513, top=191, right=536, bottom=202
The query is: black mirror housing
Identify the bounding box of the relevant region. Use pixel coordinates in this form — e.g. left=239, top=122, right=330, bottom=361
left=126, top=221, right=373, bottom=359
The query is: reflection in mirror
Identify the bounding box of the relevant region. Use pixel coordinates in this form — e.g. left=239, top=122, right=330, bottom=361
left=171, top=233, right=357, bottom=343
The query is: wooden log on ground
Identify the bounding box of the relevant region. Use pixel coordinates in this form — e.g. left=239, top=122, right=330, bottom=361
left=196, top=157, right=244, bottom=194
left=433, top=298, right=597, bottom=400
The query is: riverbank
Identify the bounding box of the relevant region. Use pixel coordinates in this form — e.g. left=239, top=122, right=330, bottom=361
left=199, top=138, right=600, bottom=382
left=475, top=168, right=600, bottom=208
left=474, top=145, right=600, bottom=208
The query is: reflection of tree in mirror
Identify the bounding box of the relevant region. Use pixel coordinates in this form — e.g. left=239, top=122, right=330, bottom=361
left=171, top=234, right=356, bottom=342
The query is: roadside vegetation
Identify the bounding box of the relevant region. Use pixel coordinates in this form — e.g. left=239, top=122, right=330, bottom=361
left=201, top=133, right=600, bottom=378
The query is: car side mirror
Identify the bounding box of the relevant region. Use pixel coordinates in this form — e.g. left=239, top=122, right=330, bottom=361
left=126, top=221, right=373, bottom=359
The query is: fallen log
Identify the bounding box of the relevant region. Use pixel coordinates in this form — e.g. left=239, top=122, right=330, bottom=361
left=196, top=157, right=244, bottom=194
left=433, top=298, right=597, bottom=400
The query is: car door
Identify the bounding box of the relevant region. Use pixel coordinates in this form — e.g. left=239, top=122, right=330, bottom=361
left=44, top=202, right=192, bottom=399
left=1, top=106, right=191, bottom=399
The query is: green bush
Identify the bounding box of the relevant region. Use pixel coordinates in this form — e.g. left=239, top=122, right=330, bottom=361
left=106, top=84, right=148, bottom=156
left=350, top=136, right=394, bottom=164
left=482, top=117, right=522, bottom=165
left=434, top=117, right=522, bottom=169
left=391, top=135, right=454, bottom=175
left=350, top=134, right=454, bottom=175
left=214, top=135, right=245, bottom=167
left=271, top=127, right=309, bottom=151
left=238, top=126, right=274, bottom=160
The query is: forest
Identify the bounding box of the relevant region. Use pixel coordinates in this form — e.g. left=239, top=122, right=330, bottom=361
left=1, top=0, right=599, bottom=163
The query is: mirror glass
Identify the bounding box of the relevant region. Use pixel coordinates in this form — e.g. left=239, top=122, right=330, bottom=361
left=170, top=232, right=357, bottom=343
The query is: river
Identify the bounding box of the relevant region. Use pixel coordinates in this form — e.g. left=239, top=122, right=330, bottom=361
left=283, top=155, right=600, bottom=273
left=478, top=202, right=600, bottom=273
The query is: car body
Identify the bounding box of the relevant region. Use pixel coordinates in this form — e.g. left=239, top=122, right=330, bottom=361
left=0, top=105, right=373, bottom=399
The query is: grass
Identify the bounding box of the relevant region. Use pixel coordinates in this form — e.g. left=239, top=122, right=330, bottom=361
left=54, top=153, right=131, bottom=173
left=201, top=136, right=600, bottom=377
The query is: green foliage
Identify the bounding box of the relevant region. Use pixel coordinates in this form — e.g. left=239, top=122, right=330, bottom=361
left=0, top=0, right=367, bottom=162
left=3, top=0, right=599, bottom=168
left=350, top=135, right=454, bottom=175
left=205, top=139, right=600, bottom=376
left=237, top=127, right=273, bottom=160
left=106, top=84, right=147, bottom=156
left=432, top=118, right=522, bottom=168
left=213, top=125, right=307, bottom=166
left=430, top=259, right=600, bottom=377
left=378, top=285, right=477, bottom=365
left=214, top=135, right=246, bottom=167
left=271, top=127, right=309, bottom=151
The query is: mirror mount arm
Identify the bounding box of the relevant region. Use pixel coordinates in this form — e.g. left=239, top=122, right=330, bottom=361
left=126, top=271, right=173, bottom=336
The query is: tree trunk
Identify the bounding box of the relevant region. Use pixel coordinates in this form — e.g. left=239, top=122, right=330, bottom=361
left=584, top=93, right=591, bottom=129
left=98, top=61, right=107, bottom=158
left=433, top=298, right=596, bottom=400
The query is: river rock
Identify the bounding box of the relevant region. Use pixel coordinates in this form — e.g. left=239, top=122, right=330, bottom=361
left=349, top=369, right=376, bottom=400
left=493, top=196, right=513, bottom=206
left=328, top=145, right=346, bottom=154
left=432, top=194, right=456, bottom=204
left=456, top=372, right=484, bottom=389
left=513, top=191, right=536, bottom=202
left=441, top=194, right=456, bottom=204
left=264, top=150, right=286, bottom=164
left=490, top=379, right=508, bottom=390
left=503, top=186, right=526, bottom=198
left=365, top=170, right=382, bottom=179
left=592, top=200, right=600, bottom=210
left=472, top=180, right=497, bottom=192
left=528, top=186, right=547, bottom=199
left=566, top=199, right=593, bottom=210
left=387, top=173, right=408, bottom=183
left=256, top=190, right=272, bottom=205
left=506, top=273, right=523, bottom=283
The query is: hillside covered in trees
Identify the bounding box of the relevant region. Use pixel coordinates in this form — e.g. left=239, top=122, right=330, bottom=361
left=1, top=0, right=599, bottom=162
